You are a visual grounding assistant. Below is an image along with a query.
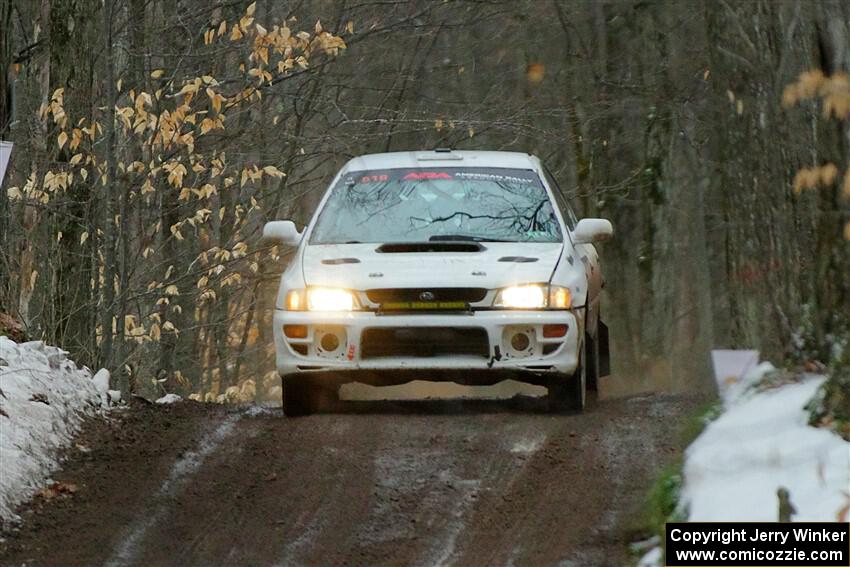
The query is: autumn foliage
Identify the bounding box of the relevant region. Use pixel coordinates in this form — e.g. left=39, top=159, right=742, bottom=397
left=4, top=2, right=347, bottom=401
left=784, top=70, right=850, bottom=241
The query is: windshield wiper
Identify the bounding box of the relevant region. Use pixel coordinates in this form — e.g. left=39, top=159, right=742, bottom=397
left=429, top=234, right=511, bottom=243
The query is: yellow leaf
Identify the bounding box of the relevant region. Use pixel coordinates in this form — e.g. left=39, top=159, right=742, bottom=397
left=246, top=2, right=256, bottom=16
left=262, top=165, right=285, bottom=178
left=232, top=241, right=248, bottom=258
left=345, top=21, right=354, bottom=34
left=178, top=82, right=200, bottom=96
left=315, top=20, right=323, bottom=34
left=165, top=284, right=179, bottom=296
left=231, top=24, right=243, bottom=41
left=527, top=63, right=545, bottom=84
left=57, top=131, right=68, bottom=149
left=80, top=231, right=89, bottom=245
left=217, top=20, right=227, bottom=36
left=30, top=270, right=38, bottom=290
left=69, top=153, right=83, bottom=165
left=80, top=168, right=88, bottom=181
left=198, top=289, right=217, bottom=303
left=820, top=163, right=838, bottom=185
left=151, top=69, right=165, bottom=79
left=57, top=231, right=63, bottom=242
left=70, top=129, right=83, bottom=150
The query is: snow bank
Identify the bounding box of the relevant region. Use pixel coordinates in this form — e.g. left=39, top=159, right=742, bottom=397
left=155, top=393, right=182, bottom=405
left=0, top=337, right=108, bottom=522
left=682, top=373, right=849, bottom=521
left=637, top=359, right=849, bottom=567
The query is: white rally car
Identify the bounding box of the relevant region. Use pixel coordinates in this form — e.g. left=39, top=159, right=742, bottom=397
left=264, top=150, right=612, bottom=415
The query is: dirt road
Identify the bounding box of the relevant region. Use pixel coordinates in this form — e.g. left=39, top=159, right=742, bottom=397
left=1, top=389, right=702, bottom=567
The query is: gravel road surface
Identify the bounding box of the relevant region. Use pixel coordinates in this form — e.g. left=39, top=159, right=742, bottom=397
left=1, top=386, right=703, bottom=566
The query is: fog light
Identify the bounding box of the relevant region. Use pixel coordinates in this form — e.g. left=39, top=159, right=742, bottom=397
left=320, top=332, right=340, bottom=352
left=284, top=324, right=308, bottom=338
left=510, top=332, right=531, bottom=351
left=543, top=324, right=568, bottom=338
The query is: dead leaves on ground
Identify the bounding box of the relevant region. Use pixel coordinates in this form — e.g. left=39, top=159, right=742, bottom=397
left=37, top=482, right=79, bottom=502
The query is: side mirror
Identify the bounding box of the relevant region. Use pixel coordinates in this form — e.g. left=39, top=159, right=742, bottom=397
left=572, top=218, right=613, bottom=245
left=263, top=220, right=302, bottom=247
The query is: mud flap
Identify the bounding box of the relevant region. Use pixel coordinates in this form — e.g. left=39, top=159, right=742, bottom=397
left=598, top=321, right=611, bottom=377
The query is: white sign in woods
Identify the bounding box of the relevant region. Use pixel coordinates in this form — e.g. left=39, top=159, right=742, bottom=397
left=0, top=141, right=12, bottom=187
left=711, top=349, right=759, bottom=387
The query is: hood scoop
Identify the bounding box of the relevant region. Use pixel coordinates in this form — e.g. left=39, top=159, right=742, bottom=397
left=321, top=257, right=361, bottom=265
left=376, top=242, right=483, bottom=253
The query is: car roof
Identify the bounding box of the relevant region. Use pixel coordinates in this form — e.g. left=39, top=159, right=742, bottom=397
left=341, top=150, right=542, bottom=173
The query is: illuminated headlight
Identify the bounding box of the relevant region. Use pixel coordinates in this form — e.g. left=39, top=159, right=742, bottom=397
left=285, top=288, right=359, bottom=311
left=493, top=285, right=571, bottom=309
left=495, top=284, right=546, bottom=308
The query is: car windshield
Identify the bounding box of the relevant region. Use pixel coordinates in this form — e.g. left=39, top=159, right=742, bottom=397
left=309, top=167, right=562, bottom=244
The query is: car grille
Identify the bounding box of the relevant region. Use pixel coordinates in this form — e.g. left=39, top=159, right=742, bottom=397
left=360, top=327, right=490, bottom=359
left=365, top=288, right=487, bottom=304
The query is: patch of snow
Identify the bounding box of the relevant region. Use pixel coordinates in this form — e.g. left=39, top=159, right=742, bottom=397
left=92, top=368, right=110, bottom=395
left=154, top=393, right=182, bottom=405
left=509, top=435, right=545, bottom=455
left=243, top=404, right=278, bottom=417
left=682, top=374, right=849, bottom=522
left=636, top=546, right=662, bottom=567
left=0, top=337, right=108, bottom=522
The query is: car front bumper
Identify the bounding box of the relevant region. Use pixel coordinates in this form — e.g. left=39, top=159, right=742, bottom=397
left=273, top=309, right=583, bottom=378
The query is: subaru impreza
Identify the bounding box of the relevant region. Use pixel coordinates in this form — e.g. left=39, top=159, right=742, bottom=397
left=264, top=150, right=612, bottom=415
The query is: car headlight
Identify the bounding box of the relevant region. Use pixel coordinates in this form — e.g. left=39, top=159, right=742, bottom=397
left=493, top=284, right=571, bottom=309
left=285, top=288, right=359, bottom=311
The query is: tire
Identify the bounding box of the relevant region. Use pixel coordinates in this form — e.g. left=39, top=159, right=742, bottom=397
left=282, top=375, right=326, bottom=416
left=545, top=349, right=586, bottom=412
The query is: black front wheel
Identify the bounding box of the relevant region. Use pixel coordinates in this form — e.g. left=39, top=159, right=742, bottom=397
left=282, top=375, right=333, bottom=416
left=545, top=350, right=586, bottom=413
